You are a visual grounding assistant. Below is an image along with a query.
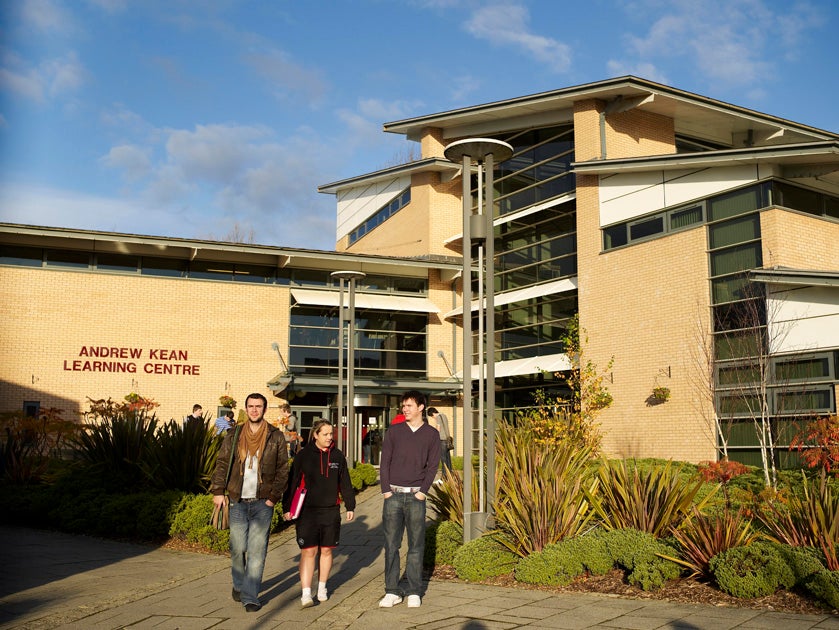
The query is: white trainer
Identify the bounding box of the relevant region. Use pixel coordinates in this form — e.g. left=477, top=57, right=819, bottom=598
left=407, top=595, right=422, bottom=608
left=301, top=594, right=314, bottom=608
left=317, top=587, right=328, bottom=602
left=378, top=593, right=403, bottom=608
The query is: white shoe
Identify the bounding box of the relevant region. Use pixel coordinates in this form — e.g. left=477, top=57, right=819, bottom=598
left=378, top=593, right=403, bottom=608
left=301, top=594, right=314, bottom=608
left=407, top=595, right=422, bottom=608
left=317, top=587, right=328, bottom=602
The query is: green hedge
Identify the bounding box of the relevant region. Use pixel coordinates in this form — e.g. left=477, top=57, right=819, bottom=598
left=710, top=542, right=795, bottom=598
left=453, top=534, right=518, bottom=582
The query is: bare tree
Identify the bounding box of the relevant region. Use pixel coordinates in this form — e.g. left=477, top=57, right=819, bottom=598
left=203, top=222, right=256, bottom=244
left=708, top=283, right=804, bottom=489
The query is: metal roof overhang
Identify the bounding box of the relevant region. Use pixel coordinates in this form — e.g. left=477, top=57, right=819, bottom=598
left=318, top=158, right=461, bottom=195
left=444, top=277, right=578, bottom=319
left=290, top=288, right=440, bottom=313
left=454, top=352, right=573, bottom=380
left=0, top=223, right=462, bottom=275
left=382, top=76, right=836, bottom=146
left=571, top=141, right=839, bottom=175
left=749, top=268, right=839, bottom=288
left=269, top=374, right=461, bottom=397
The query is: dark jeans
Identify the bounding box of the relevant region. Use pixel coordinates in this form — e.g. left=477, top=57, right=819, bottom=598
left=229, top=499, right=273, bottom=606
left=382, top=492, right=426, bottom=597
left=439, top=440, right=452, bottom=473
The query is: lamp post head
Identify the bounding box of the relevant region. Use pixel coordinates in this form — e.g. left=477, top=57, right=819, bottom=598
left=331, top=270, right=366, bottom=282
left=444, top=138, right=513, bottom=164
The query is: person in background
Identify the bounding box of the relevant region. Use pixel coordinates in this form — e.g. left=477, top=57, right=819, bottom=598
left=378, top=390, right=440, bottom=609
left=277, top=402, right=301, bottom=456
left=390, top=413, right=406, bottom=425
left=426, top=407, right=452, bottom=474
left=215, top=410, right=236, bottom=435
left=282, top=419, right=355, bottom=608
left=210, top=393, right=289, bottom=612
left=185, top=404, right=203, bottom=427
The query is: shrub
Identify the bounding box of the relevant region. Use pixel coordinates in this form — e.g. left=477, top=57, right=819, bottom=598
left=424, top=519, right=463, bottom=568
left=453, top=534, right=519, bottom=582
left=604, top=528, right=682, bottom=590
left=669, top=507, right=756, bottom=578
left=709, top=542, right=795, bottom=598
left=757, top=471, right=839, bottom=570
left=790, top=415, right=839, bottom=476
left=516, top=542, right=584, bottom=586
left=144, top=418, right=221, bottom=493
left=70, top=410, right=159, bottom=490
left=354, top=462, right=378, bottom=486
left=515, top=528, right=614, bottom=586
left=493, top=418, right=597, bottom=555
left=348, top=467, right=363, bottom=490
left=805, top=570, right=839, bottom=610
left=0, top=408, right=78, bottom=483
left=589, top=459, right=710, bottom=538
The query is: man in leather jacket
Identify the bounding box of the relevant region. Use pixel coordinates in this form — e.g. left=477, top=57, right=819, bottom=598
left=211, top=392, right=289, bottom=612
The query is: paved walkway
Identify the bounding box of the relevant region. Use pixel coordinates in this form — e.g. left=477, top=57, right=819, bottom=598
left=1, top=487, right=837, bottom=630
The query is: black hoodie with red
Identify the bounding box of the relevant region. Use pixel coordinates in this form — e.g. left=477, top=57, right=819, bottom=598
left=282, top=440, right=356, bottom=512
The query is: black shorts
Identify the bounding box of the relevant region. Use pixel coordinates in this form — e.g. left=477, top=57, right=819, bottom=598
left=295, top=505, right=341, bottom=549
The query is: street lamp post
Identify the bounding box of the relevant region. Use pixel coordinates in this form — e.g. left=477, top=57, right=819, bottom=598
left=331, top=270, right=366, bottom=466
left=443, top=138, right=513, bottom=543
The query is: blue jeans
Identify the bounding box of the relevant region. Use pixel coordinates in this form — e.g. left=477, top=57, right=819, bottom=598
left=382, top=492, right=426, bottom=597
left=229, top=500, right=273, bottom=606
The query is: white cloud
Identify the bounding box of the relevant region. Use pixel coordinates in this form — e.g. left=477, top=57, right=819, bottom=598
left=91, top=120, right=341, bottom=249
left=100, top=145, right=152, bottom=182
left=0, top=51, right=88, bottom=103
left=606, top=60, right=669, bottom=85
left=618, top=0, right=827, bottom=90
left=464, top=4, right=571, bottom=73
left=243, top=48, right=328, bottom=106
left=19, top=0, right=76, bottom=34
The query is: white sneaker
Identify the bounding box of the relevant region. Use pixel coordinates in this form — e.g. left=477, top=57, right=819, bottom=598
left=301, top=594, right=314, bottom=608
left=378, top=593, right=403, bottom=608
left=407, top=595, right=422, bottom=608
left=317, top=587, right=328, bottom=602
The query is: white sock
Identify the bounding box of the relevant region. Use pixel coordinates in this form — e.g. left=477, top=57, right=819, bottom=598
left=318, top=581, right=327, bottom=593
left=302, top=587, right=311, bottom=598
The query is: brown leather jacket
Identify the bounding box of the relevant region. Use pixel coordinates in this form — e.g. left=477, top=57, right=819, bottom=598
left=210, top=422, right=289, bottom=505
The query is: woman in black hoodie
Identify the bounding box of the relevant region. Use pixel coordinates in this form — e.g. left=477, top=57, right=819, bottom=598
left=282, top=419, right=356, bottom=608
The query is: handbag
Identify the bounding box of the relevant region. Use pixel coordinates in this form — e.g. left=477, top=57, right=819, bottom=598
left=210, top=423, right=241, bottom=530
left=289, top=474, right=307, bottom=519
left=445, top=436, right=454, bottom=451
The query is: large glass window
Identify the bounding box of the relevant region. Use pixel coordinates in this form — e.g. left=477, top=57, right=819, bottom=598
left=45, top=250, right=90, bottom=269
left=0, top=245, right=43, bottom=266
left=495, top=202, right=576, bottom=293
left=289, top=305, right=427, bottom=379
left=141, top=257, right=187, bottom=277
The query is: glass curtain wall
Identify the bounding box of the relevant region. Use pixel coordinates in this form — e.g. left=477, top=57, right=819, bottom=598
left=461, top=124, right=579, bottom=419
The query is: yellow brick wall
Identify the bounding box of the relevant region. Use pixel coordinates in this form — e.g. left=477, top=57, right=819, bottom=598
left=0, top=266, right=291, bottom=423
left=761, top=208, right=839, bottom=270
left=574, top=99, right=715, bottom=463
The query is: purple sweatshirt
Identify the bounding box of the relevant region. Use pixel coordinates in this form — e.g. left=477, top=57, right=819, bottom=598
left=379, top=421, right=440, bottom=495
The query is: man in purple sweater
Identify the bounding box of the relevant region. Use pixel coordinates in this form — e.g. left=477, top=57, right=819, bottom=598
left=378, top=390, right=441, bottom=609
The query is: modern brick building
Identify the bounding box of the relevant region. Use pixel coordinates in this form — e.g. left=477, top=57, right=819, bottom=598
left=2, top=76, right=838, bottom=467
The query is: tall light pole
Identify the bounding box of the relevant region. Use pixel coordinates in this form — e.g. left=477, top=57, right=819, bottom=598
left=331, top=270, right=366, bottom=466
left=443, top=138, right=513, bottom=543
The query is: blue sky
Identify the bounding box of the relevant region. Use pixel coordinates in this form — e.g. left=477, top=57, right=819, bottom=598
left=1, top=0, right=836, bottom=251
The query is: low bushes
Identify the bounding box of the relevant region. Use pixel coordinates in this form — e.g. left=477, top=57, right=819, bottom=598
left=453, top=534, right=519, bottom=582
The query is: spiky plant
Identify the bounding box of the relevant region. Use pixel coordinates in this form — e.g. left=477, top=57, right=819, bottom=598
left=668, top=506, right=757, bottom=578
left=757, top=470, right=839, bottom=570
left=493, top=419, right=598, bottom=556
left=587, top=459, right=710, bottom=538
